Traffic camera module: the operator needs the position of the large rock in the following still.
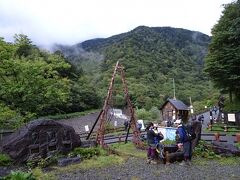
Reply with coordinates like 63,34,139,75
210,141,240,156
0,119,81,163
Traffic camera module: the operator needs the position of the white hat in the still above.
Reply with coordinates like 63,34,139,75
175,119,182,124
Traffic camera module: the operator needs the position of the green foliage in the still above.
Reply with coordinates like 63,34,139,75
149,106,160,120
205,1,240,102
31,168,56,180
27,154,62,169
0,103,24,129
223,98,240,112
136,108,151,120
2,171,35,180
56,26,214,112
193,140,221,159
110,142,146,158
0,153,12,166
71,147,101,159
14,34,34,57
235,143,240,149
0,35,101,129
162,139,176,145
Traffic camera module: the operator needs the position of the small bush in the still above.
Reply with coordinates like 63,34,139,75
193,140,220,159
71,147,100,159
27,154,62,169
0,153,12,166
3,170,35,180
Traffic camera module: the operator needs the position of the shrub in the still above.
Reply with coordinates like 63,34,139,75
0,153,12,166
71,147,100,159
27,153,62,169
193,140,221,159
150,106,160,121
136,108,151,120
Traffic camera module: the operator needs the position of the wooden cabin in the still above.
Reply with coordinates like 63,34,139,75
160,98,189,122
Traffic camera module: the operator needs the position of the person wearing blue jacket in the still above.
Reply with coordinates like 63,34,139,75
175,120,192,166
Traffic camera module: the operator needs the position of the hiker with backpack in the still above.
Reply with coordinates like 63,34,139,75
146,122,161,164
175,120,195,166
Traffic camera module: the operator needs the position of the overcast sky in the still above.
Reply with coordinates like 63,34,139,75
0,0,234,48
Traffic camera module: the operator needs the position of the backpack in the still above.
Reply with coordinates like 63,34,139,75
184,124,196,141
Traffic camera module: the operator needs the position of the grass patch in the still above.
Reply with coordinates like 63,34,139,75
0,153,12,166
192,157,209,166
54,155,124,173
32,168,56,180
110,142,146,158
217,157,240,166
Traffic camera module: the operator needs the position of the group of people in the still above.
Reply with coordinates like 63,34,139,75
146,120,195,165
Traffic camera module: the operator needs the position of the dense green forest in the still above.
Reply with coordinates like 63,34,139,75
54,26,218,111
0,35,100,129
1,25,227,129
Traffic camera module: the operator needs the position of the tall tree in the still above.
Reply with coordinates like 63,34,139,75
14,34,34,57
205,0,240,102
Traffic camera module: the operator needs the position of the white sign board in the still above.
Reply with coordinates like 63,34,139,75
114,121,117,127
157,127,176,141
84,125,89,132
137,120,145,130
228,113,236,122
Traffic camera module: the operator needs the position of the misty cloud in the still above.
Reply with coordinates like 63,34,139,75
0,0,232,49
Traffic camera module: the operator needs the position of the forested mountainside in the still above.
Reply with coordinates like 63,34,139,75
53,26,216,110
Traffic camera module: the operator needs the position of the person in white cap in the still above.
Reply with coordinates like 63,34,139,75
175,119,192,166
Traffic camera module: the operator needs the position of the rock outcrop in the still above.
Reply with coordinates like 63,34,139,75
0,119,81,163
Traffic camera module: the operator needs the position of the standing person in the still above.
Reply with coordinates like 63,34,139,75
213,106,217,115
146,122,158,164
201,114,204,124
124,120,129,131
137,122,142,132
175,120,192,166
209,110,213,124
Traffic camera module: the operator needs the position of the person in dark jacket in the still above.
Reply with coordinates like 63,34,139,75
176,120,192,166
146,122,159,164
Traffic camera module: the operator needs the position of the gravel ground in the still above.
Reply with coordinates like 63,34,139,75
57,157,240,180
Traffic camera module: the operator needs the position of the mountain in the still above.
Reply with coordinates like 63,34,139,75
53,26,214,110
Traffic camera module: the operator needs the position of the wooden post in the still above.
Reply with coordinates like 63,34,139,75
165,151,170,165
224,125,228,132
236,133,240,143
118,136,122,143
214,132,220,141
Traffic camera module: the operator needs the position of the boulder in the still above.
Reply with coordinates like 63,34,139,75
0,119,81,163
210,141,240,156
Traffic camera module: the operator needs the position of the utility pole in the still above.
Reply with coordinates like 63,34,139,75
189,97,194,114
173,78,176,100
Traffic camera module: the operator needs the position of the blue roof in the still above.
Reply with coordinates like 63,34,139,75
168,99,189,110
